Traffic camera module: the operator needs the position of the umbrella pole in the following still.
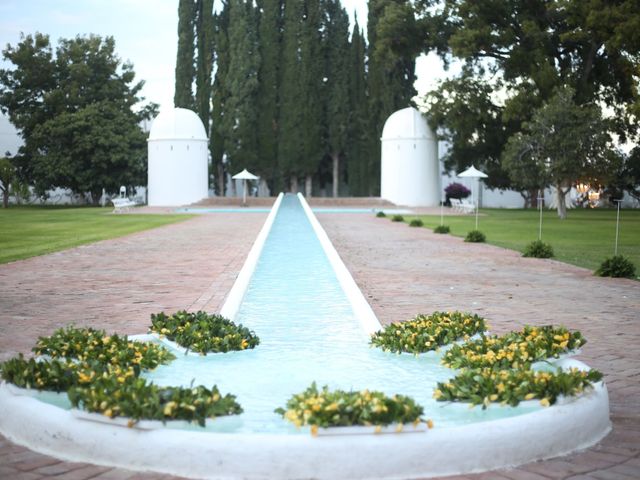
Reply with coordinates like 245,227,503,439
243,180,247,206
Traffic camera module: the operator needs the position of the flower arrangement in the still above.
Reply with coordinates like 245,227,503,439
275,382,430,435
433,366,603,408
0,325,243,426
150,310,260,354
34,326,175,371
370,311,488,354
444,182,471,200
67,377,241,426
441,325,586,370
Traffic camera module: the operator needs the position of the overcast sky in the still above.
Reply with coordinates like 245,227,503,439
0,0,451,153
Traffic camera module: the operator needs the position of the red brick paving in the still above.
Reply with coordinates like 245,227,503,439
0,206,638,479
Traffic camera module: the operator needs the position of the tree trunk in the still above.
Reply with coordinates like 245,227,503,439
290,175,298,193
556,184,567,219
332,153,339,198
305,175,312,197
217,164,225,196
2,188,8,208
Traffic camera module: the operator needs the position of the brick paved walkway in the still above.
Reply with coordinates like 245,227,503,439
1,208,639,479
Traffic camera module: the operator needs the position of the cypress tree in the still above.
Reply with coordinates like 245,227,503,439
277,0,304,192
299,0,325,196
346,20,370,196
256,0,283,193
223,0,261,175
195,0,214,133
174,0,196,109
324,0,351,197
211,3,230,195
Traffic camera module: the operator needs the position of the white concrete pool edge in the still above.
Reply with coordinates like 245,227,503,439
297,192,383,335
0,192,612,479
219,192,284,321
0,378,610,480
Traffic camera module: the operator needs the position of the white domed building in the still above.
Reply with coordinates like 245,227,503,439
380,107,439,207
147,108,208,206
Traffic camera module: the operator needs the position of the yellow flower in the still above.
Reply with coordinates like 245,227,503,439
310,425,319,436
163,401,177,416
540,398,550,407
426,419,434,429
524,393,536,400
374,425,382,434
433,389,443,399
395,423,404,433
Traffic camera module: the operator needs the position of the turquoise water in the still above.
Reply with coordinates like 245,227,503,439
175,206,386,214
145,194,540,433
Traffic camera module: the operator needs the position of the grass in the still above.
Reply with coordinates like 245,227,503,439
0,206,193,264
407,208,640,274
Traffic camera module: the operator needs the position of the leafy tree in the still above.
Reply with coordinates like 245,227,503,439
29,102,147,204
0,156,16,208
0,33,155,202
324,0,351,197
502,87,617,219
175,0,196,109
256,0,283,193
418,0,640,192
195,0,215,133
425,70,520,201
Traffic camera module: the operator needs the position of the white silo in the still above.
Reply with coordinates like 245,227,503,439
380,107,439,207
147,108,208,206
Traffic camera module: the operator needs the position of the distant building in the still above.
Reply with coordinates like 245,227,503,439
147,108,208,206
381,107,440,207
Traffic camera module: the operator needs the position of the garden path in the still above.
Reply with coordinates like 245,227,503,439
0,208,638,480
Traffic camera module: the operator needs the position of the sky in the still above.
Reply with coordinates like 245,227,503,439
0,0,452,153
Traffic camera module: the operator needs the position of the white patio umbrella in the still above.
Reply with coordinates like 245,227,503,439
457,165,488,229
232,168,259,206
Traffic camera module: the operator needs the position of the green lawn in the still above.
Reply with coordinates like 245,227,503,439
0,206,193,264
405,208,640,274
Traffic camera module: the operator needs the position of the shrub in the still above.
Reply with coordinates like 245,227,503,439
444,182,471,200
409,218,423,227
434,366,603,409
594,255,636,279
523,240,554,258
391,214,404,222
275,382,428,434
376,211,386,218
150,310,260,354
1,354,84,392
465,230,486,242
370,311,488,354
434,225,450,234
442,325,587,370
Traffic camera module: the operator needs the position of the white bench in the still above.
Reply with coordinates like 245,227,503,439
451,198,475,214
111,197,137,213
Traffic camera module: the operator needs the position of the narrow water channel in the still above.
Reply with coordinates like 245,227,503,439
144,194,540,433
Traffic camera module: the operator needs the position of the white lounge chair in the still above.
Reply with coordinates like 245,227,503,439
111,197,137,213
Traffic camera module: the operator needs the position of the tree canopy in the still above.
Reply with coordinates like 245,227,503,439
0,33,156,203
419,0,639,213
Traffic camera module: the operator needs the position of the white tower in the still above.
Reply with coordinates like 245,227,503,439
147,108,208,206
380,107,439,207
